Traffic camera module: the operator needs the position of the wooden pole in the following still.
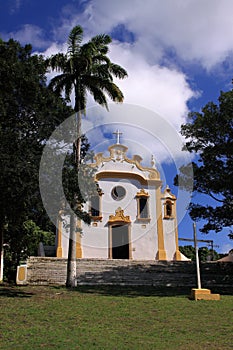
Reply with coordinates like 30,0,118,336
193,222,201,289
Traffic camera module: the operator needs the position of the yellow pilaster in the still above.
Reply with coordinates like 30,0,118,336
109,226,112,259
174,201,182,261
128,224,133,259
76,218,82,258
156,187,167,260
56,215,63,257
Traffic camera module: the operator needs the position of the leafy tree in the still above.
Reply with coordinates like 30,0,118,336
49,26,127,166
0,38,73,280
179,245,219,261
4,220,55,281
62,136,97,221
48,25,128,287
198,246,219,261
176,90,233,238
179,245,195,261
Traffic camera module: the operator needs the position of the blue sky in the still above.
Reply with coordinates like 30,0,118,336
1,0,233,253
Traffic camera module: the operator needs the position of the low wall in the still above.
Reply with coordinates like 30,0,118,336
16,258,233,291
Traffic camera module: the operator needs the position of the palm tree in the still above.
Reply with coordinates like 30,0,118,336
48,25,127,287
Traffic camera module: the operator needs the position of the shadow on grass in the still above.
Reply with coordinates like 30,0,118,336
74,284,233,297
0,285,34,298
74,285,192,297
0,284,231,299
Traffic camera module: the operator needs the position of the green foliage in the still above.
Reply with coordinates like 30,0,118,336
0,38,73,226
48,24,128,113
0,38,74,280
62,136,98,225
179,245,219,261
176,89,233,237
179,245,195,260
4,220,55,281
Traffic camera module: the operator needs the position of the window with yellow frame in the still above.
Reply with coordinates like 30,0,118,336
164,200,173,219
136,189,150,221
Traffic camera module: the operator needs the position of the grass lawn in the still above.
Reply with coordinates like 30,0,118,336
0,285,232,350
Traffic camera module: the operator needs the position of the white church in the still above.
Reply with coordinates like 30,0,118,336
55,130,184,261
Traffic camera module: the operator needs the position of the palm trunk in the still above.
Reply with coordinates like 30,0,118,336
66,108,82,288
75,109,82,169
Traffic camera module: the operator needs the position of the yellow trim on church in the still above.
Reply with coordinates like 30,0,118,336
108,208,132,259
174,201,182,261
136,189,150,197
76,218,82,258
108,207,131,224
56,213,63,258
90,143,160,181
96,171,161,186
156,187,167,260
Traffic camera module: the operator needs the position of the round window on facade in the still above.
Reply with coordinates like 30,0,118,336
111,186,126,201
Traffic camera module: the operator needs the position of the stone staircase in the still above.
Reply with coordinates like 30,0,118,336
76,259,196,286
24,258,233,289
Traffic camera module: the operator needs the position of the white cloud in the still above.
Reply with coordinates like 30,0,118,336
41,0,232,139
42,42,67,58
42,23,197,164
5,24,50,48
5,1,233,70
83,102,192,166
108,42,195,128
43,38,196,133
70,0,233,70
6,0,230,132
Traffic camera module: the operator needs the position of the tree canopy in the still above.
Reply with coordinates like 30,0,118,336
179,245,219,261
176,89,233,238
0,38,74,278
49,25,127,114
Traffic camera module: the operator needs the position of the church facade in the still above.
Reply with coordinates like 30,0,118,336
56,132,183,261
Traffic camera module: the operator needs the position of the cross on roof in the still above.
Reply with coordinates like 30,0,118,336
113,129,122,144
